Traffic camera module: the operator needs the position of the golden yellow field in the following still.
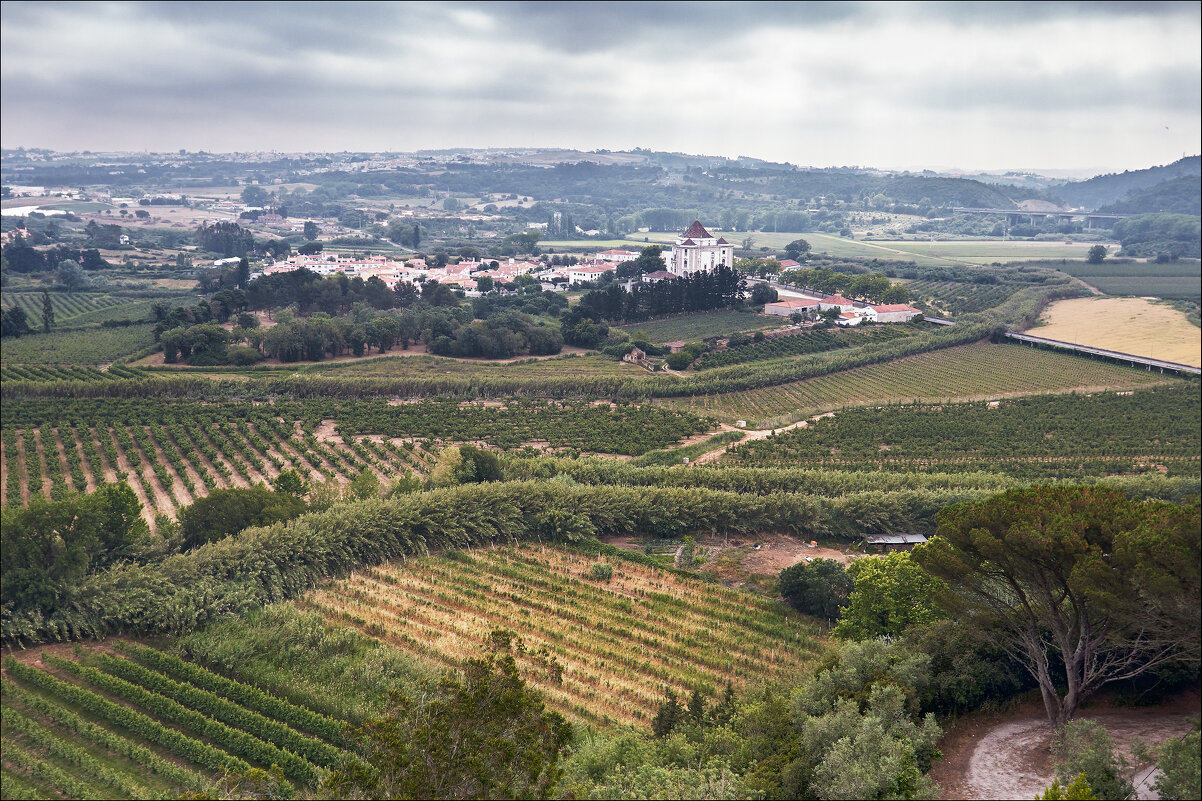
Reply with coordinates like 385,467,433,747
1032,298,1201,367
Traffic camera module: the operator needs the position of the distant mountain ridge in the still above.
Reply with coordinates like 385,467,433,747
1052,156,1201,211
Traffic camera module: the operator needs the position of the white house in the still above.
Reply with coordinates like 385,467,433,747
568,264,615,285
597,248,641,262
664,221,735,277
864,304,922,323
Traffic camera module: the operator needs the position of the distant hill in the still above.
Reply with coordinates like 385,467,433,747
1097,176,1201,216
1054,156,1201,210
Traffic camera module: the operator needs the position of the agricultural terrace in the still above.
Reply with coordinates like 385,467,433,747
2,292,139,323
304,543,821,727
902,280,1032,317
628,231,1108,266
1,642,351,798
0,365,149,383
614,309,785,343
302,352,646,380
0,324,158,365
1031,297,1201,367
660,342,1176,426
1050,260,1201,301
723,385,1201,480
694,326,919,370
0,398,711,524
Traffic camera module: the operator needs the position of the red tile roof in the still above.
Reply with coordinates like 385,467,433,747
823,295,855,305
682,220,712,239
870,304,921,313
716,237,730,245
765,298,820,308
680,238,695,246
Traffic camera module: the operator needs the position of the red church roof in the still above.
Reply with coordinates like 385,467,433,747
681,220,712,239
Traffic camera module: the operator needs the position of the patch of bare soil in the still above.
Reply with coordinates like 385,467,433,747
741,540,858,573
932,690,1201,800
2,638,123,667
313,420,342,444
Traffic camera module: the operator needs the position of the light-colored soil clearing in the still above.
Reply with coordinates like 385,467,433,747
931,692,1200,800
1032,297,1201,367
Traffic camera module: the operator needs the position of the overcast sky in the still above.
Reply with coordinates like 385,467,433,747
2,1,1198,173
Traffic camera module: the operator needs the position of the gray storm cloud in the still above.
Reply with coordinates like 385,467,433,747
1,0,1198,170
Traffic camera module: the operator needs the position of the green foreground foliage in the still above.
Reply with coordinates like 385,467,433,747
915,486,1201,727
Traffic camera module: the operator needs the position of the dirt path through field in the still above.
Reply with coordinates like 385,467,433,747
932,692,1200,800
88,428,121,485
70,429,98,493
142,427,194,510
51,429,76,493
691,412,836,465
31,428,53,501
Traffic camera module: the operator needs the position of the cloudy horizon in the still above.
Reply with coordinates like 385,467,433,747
2,1,1199,174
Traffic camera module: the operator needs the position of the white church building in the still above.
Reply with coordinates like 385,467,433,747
665,220,735,277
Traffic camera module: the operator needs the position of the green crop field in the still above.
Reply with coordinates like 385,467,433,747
724,384,1200,480
0,397,709,523
1,642,351,798
903,280,1031,316
0,324,158,365
303,543,821,727
659,342,1175,426
1047,261,1201,300
310,352,645,380
615,310,784,342
2,292,132,322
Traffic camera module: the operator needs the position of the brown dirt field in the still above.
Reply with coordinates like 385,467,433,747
740,539,858,573
1,637,125,667
931,689,1201,800
1032,297,1201,367
313,420,341,444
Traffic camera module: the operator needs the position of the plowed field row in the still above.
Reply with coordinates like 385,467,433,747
0,421,435,528
307,544,821,728
1,642,349,798
661,342,1173,425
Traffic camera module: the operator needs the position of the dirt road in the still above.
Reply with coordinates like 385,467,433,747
932,693,1200,800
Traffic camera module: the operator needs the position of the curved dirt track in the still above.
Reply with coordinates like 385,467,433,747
933,692,1200,800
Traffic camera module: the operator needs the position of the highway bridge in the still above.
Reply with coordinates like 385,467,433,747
952,207,1132,228
1005,331,1200,376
